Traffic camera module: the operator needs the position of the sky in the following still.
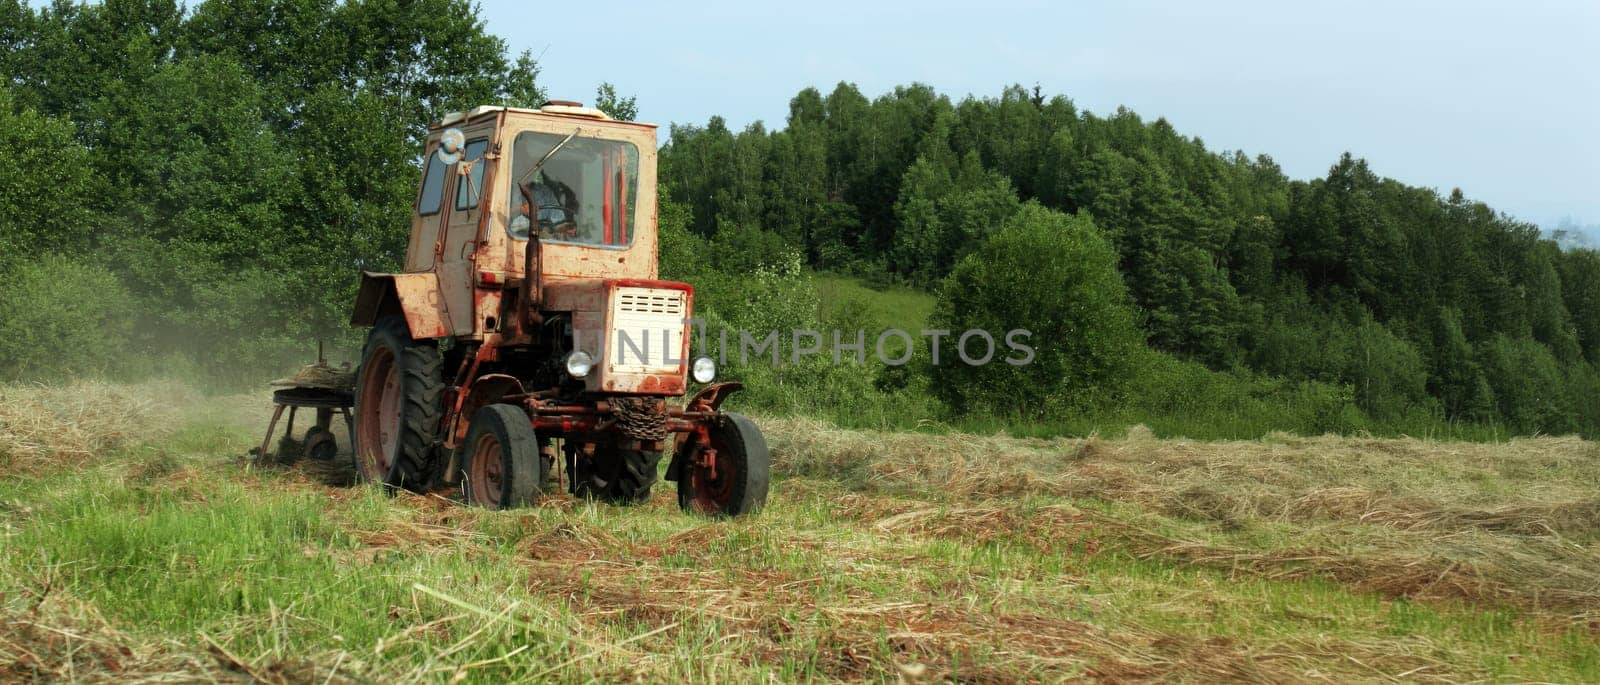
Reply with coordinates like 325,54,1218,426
478,0,1599,230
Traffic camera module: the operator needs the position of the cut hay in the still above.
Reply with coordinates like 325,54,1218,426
0,380,191,477
764,416,1600,622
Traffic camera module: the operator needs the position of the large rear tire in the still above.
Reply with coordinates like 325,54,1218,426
462,404,547,509
353,316,444,493
573,447,662,505
678,413,769,517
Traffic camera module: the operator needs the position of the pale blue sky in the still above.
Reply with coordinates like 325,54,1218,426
479,0,1599,229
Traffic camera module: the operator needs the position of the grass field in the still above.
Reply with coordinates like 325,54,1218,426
4,380,1600,682
814,273,937,333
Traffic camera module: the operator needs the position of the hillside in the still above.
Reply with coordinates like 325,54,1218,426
5,381,1600,682
662,85,1600,437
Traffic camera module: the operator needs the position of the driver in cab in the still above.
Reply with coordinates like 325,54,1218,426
510,171,580,241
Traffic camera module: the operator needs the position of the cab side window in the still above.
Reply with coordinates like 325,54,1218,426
417,151,447,216
454,139,490,211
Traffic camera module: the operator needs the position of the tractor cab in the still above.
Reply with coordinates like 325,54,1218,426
404,103,658,278
368,103,662,340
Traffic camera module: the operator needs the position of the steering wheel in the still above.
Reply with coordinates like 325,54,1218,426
518,181,578,240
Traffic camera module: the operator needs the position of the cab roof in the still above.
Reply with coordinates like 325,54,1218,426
431,104,657,131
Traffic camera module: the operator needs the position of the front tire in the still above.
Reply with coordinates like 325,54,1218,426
462,404,547,509
353,316,444,492
678,413,769,517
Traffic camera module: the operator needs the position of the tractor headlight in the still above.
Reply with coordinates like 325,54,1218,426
564,350,594,378
691,356,716,383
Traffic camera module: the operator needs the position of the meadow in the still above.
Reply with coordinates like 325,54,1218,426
3,379,1598,682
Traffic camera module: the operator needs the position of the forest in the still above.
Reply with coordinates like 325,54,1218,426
2,0,1597,438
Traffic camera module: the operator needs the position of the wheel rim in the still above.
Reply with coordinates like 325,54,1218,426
357,347,399,482
688,438,736,513
468,432,504,508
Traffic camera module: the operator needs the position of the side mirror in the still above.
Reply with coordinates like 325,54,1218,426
436,128,465,164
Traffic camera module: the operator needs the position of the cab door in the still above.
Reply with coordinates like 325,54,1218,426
437,126,495,335
404,141,453,273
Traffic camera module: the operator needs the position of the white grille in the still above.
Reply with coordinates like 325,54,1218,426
616,290,685,317
609,287,687,372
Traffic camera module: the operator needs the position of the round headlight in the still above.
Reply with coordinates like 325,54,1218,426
691,356,716,383
564,350,594,378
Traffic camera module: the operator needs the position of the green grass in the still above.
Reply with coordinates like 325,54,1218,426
3,386,1599,682
814,272,936,333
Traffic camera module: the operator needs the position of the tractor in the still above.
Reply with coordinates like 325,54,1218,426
347,101,768,516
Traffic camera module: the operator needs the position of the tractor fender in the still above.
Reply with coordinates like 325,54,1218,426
350,271,451,339
665,382,744,483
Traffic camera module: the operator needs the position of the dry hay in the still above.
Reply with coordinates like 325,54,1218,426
764,417,1600,622
0,582,350,684
270,361,355,391
0,380,190,477
490,510,1458,682
346,492,490,552
762,415,1600,536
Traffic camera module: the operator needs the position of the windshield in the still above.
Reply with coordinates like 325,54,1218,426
507,131,640,247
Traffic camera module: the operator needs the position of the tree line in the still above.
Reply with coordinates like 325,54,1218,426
661,83,1600,435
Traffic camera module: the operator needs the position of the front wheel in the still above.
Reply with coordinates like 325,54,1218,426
678,413,769,517
462,404,547,509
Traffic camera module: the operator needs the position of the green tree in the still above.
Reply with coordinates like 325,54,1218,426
1478,335,1574,434
0,256,134,380
929,203,1142,415
890,113,1020,284
0,87,98,265
1427,308,1496,422
594,82,637,121
1557,249,1600,364
1341,319,1430,421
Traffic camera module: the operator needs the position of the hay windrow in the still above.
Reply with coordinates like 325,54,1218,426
0,380,191,477
764,416,1600,621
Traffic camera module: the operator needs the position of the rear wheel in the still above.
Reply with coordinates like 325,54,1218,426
462,404,547,509
572,447,662,505
353,316,443,492
678,413,769,517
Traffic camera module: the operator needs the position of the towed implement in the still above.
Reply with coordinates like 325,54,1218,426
347,102,767,516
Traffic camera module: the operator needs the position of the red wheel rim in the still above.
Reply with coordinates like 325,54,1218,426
468,432,504,508
688,439,736,513
357,347,399,482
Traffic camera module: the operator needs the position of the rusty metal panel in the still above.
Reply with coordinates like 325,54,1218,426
542,279,609,313
544,279,610,393
389,272,451,339
350,272,450,339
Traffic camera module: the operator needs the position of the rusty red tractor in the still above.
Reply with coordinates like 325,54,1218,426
348,102,768,516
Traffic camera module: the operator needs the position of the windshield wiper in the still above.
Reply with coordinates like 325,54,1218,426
517,127,581,187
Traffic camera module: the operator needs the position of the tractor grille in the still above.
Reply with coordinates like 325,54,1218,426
609,287,687,373
616,290,684,316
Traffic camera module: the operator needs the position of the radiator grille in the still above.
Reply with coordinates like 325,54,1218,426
616,290,685,317
609,287,688,373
